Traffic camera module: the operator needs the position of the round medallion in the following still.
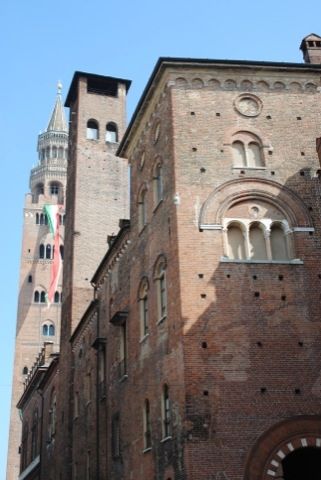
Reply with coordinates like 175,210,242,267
235,94,262,117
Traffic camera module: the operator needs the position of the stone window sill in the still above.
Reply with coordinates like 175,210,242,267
157,315,167,326
220,257,303,265
161,436,172,443
119,374,128,383
140,333,150,344
143,447,152,454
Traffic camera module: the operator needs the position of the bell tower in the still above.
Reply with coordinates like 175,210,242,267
6,84,68,480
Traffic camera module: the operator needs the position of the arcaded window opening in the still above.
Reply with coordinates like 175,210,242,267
224,219,291,262
231,132,265,168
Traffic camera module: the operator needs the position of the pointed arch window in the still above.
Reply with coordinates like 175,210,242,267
54,291,60,303
39,244,45,259
34,290,40,303
60,245,64,260
106,122,118,143
52,146,57,158
87,119,99,140
40,291,46,303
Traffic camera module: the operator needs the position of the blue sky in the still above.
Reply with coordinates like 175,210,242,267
1,0,321,476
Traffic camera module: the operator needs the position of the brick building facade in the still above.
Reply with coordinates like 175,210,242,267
11,33,321,480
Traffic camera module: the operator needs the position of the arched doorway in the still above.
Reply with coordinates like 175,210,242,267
282,447,321,480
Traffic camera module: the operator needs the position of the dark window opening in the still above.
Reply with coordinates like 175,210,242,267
87,77,118,97
282,446,321,480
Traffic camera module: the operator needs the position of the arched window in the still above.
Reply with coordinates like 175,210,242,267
154,256,167,322
46,244,52,259
40,291,46,303
50,182,59,195
247,142,262,167
54,291,60,303
106,122,118,143
227,223,246,260
270,223,289,260
87,119,99,140
34,183,44,201
42,322,55,336
231,132,264,168
249,222,267,260
232,141,246,167
22,366,28,375
138,278,149,338
153,162,163,206
60,245,64,260
39,244,45,259
36,213,40,225
49,324,55,336
58,147,64,159
34,290,40,303
143,399,151,449
138,187,147,231
162,384,171,438
52,146,57,158
46,146,51,159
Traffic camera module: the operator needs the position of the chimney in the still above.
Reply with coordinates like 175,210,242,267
300,34,321,64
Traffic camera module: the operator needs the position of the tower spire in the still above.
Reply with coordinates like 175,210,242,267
47,82,68,132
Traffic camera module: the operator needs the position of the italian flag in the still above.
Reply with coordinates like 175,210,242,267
43,204,63,305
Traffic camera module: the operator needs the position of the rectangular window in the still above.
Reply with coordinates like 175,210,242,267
144,400,151,449
162,385,171,438
98,348,106,398
159,274,167,320
119,323,127,378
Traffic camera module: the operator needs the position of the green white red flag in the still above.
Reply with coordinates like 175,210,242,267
43,204,63,305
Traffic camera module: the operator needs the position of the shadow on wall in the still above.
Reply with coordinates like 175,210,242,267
180,168,321,479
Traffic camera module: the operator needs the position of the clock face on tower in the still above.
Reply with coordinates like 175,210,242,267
234,94,262,117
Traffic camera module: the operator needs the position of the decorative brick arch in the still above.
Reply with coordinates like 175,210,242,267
244,416,321,480
199,178,312,229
